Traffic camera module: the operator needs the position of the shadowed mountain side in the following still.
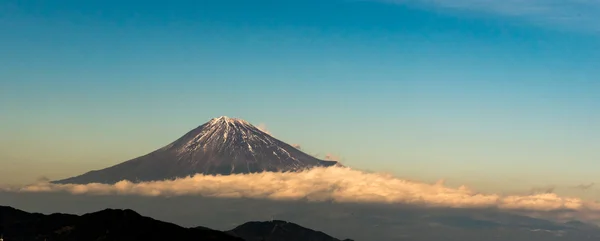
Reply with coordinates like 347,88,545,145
52,116,340,184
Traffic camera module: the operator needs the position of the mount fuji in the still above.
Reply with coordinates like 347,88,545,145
53,116,340,184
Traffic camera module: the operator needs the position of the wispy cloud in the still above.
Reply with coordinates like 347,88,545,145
9,167,600,222
251,123,330,160
574,183,595,190
324,153,342,162
529,185,556,195
256,123,272,136
380,0,600,32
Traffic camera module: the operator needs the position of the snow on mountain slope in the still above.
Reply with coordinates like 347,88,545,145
53,116,340,184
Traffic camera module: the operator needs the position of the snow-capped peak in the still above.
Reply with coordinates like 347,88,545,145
209,116,250,126
180,116,266,154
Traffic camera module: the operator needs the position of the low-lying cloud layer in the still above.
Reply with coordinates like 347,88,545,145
10,167,600,220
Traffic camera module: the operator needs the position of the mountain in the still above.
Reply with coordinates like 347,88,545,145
0,206,243,241
225,220,354,241
0,206,353,241
53,116,339,184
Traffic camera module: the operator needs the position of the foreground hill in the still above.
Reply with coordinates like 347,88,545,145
0,206,242,241
225,220,354,241
0,206,351,241
53,116,339,184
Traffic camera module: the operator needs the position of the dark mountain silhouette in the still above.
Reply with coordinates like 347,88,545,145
53,116,340,184
225,220,354,241
0,205,242,241
0,206,353,241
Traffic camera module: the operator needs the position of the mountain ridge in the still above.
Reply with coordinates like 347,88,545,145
0,205,351,241
53,116,339,184
225,220,354,241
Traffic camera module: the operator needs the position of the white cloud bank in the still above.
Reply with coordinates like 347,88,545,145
11,167,600,217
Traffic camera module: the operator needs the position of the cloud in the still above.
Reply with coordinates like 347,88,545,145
324,153,341,162
574,183,595,190
380,0,600,32
256,123,272,136
251,123,320,156
36,176,50,183
9,166,600,223
251,123,327,159
529,185,556,195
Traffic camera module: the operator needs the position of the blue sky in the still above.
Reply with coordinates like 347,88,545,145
1,0,599,195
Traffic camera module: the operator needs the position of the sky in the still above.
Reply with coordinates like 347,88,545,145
1,0,600,198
